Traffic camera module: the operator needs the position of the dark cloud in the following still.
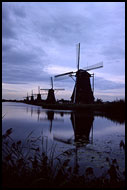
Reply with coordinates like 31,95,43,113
2,4,17,39
13,6,26,18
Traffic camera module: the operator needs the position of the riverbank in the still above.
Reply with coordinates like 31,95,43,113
2,100,125,123
23,100,125,124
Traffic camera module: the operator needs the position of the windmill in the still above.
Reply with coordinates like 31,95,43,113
33,86,47,102
28,90,34,101
40,77,65,104
23,92,29,101
55,43,103,104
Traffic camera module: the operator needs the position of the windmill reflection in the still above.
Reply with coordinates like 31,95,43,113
54,111,94,175
46,111,54,132
26,107,64,133
71,111,94,146
54,111,94,147
26,107,94,146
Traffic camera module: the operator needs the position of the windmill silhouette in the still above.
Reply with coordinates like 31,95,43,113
23,92,29,101
33,86,41,101
25,90,34,101
29,90,34,101
33,86,47,102
40,77,64,104
55,43,103,104
53,111,94,146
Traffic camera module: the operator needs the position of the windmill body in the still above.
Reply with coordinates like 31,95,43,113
37,94,41,101
71,70,94,104
46,89,56,103
29,90,34,101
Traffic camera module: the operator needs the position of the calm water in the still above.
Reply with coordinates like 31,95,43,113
2,102,125,178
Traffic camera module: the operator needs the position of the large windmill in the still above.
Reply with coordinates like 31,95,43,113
55,43,103,104
40,77,65,104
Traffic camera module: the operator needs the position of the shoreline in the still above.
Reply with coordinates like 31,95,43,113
2,100,125,124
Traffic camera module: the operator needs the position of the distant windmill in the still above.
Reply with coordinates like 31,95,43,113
33,86,47,101
23,92,29,101
55,43,103,104
28,90,34,101
40,77,65,104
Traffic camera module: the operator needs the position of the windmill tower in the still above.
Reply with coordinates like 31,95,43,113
55,43,103,104
40,77,64,104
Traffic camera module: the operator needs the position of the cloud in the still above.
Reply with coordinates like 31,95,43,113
94,77,125,90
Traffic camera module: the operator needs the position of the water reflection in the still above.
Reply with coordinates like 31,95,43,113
26,106,94,147
71,111,94,146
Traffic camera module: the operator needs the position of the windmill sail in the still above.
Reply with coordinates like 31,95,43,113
76,43,80,71
83,62,103,71
51,77,53,89
55,71,74,78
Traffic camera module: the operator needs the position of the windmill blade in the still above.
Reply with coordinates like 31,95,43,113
51,77,53,89
54,89,65,91
76,43,80,71
38,86,40,94
40,89,49,91
41,93,48,95
54,74,73,82
83,61,103,71
55,71,74,78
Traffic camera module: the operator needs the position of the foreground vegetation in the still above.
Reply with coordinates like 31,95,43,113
2,128,125,188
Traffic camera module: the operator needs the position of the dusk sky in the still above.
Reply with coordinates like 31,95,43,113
2,2,125,101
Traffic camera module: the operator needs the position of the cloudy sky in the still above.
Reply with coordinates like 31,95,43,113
2,2,125,101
